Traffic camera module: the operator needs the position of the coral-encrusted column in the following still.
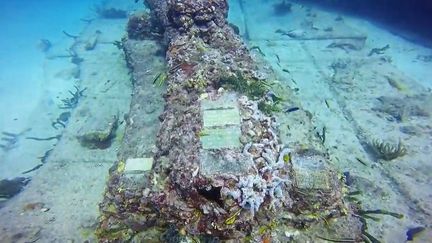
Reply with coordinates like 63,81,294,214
147,0,261,204
97,0,353,241
146,0,266,236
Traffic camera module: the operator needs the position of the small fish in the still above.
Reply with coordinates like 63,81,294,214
80,18,94,24
283,153,291,163
275,54,280,64
343,171,353,186
152,73,162,84
192,166,199,177
275,29,285,34
348,190,362,196
117,160,126,173
317,126,326,144
198,131,209,137
285,107,300,113
249,46,266,56
282,68,290,74
153,72,167,86
224,209,242,225
266,91,283,103
324,99,330,109
355,157,367,166
406,226,425,241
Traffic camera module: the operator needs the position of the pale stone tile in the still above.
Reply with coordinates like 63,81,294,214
124,157,153,173
203,108,240,128
201,127,241,150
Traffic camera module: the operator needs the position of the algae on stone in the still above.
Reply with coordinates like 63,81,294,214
77,115,118,149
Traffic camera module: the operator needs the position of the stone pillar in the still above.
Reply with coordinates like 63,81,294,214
96,0,361,241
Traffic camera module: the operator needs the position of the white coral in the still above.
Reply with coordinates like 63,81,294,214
227,173,291,216
233,96,292,216
237,175,267,216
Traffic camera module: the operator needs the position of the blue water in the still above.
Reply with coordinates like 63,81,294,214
0,0,97,130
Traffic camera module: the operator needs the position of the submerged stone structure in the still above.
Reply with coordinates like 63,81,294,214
97,0,363,241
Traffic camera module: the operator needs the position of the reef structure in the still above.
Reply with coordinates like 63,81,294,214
97,0,362,241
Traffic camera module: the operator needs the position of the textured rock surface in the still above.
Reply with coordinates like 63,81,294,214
96,0,362,241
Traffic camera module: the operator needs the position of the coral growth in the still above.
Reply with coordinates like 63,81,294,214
370,138,407,160
96,0,351,241
220,72,270,99
60,85,86,109
77,115,118,149
220,96,293,217
127,12,163,40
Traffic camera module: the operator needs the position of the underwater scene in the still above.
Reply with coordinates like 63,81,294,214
0,0,431,242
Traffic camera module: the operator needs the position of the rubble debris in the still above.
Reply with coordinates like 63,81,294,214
0,177,31,199
76,115,118,149
95,6,127,19
326,38,365,52
127,12,164,40
373,94,432,122
84,32,100,51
